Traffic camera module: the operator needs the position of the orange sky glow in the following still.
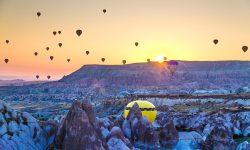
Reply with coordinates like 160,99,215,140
0,0,250,80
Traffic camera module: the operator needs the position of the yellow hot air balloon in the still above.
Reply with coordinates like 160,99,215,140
124,100,157,123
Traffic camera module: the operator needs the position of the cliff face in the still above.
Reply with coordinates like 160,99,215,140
60,63,167,86
59,61,250,89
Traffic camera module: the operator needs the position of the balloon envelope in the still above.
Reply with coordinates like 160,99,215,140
101,58,105,62
103,9,106,13
86,51,90,55
67,59,70,62
76,29,82,37
4,59,9,64
34,52,38,56
122,60,126,64
135,42,139,47
213,39,219,45
58,43,62,47
168,60,179,65
58,31,61,34
36,75,39,79
47,75,51,79
53,31,57,35
50,56,54,60
5,40,9,44
167,60,179,76
46,47,49,51
37,12,41,17
124,100,157,123
242,46,248,52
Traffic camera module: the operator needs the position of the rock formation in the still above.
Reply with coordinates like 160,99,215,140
0,100,55,150
159,120,179,148
55,100,106,150
202,123,237,150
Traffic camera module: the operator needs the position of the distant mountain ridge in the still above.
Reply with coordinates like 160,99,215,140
0,79,48,86
60,61,250,89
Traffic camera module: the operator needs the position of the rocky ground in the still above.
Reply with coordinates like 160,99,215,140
1,97,250,150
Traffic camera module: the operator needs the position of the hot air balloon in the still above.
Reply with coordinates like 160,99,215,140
50,56,54,60
167,60,179,76
147,58,151,62
67,59,70,62
135,42,139,47
5,40,9,44
213,39,219,45
53,31,57,36
122,60,126,64
36,75,39,79
86,51,90,55
101,58,105,62
163,57,167,61
124,100,157,123
34,52,38,56
242,46,248,53
58,43,62,47
76,29,82,37
58,31,61,34
4,59,9,64
37,12,41,17
46,47,49,51
47,75,51,79
103,9,107,14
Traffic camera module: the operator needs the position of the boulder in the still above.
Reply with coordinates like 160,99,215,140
107,126,133,149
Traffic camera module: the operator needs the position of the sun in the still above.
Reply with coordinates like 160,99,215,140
154,55,167,63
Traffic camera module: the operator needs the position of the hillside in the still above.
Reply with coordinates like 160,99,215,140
60,61,250,89
1,61,250,102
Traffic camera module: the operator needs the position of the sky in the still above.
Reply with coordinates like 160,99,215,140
0,0,250,80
